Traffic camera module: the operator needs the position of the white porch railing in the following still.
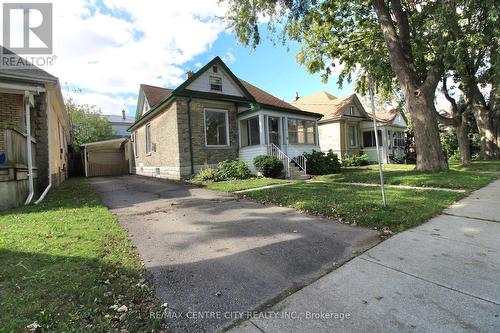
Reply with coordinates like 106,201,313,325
292,154,307,175
267,143,291,178
267,143,308,177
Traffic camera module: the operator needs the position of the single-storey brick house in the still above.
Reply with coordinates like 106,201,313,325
128,57,322,179
292,92,407,163
0,47,70,210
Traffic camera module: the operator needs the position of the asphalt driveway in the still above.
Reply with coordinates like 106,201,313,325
91,175,379,333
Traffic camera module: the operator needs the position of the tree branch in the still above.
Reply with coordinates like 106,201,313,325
390,0,413,63
422,56,444,93
372,0,416,88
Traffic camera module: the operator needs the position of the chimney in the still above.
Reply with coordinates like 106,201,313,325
294,92,300,101
186,70,194,79
122,109,126,120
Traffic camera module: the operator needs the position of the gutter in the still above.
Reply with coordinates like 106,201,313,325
187,97,194,175
35,92,52,204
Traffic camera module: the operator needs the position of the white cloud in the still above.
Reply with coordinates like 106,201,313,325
29,0,230,115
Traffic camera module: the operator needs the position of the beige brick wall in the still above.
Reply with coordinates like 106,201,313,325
131,101,181,178
177,97,238,177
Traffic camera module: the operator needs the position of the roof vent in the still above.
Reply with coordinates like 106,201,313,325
121,109,126,120
186,71,194,79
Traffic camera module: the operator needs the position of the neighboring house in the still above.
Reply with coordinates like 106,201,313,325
292,92,407,163
0,47,70,210
128,56,322,180
104,110,135,137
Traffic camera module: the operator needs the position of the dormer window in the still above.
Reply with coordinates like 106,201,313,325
209,76,222,91
212,65,218,73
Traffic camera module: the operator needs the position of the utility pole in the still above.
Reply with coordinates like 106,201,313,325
368,75,387,207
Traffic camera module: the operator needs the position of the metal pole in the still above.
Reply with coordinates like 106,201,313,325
368,75,387,207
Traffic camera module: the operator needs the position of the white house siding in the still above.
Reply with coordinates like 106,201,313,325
318,121,342,154
238,145,267,174
186,66,244,97
286,144,321,158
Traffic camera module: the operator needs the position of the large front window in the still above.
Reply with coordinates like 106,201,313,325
205,109,229,146
394,131,404,147
288,118,316,145
240,116,260,147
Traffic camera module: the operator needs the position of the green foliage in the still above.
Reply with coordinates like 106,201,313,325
303,150,341,175
216,160,251,180
66,98,115,151
253,155,284,178
204,178,295,192
195,167,219,181
342,154,370,167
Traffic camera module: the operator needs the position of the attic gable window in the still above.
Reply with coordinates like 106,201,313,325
212,65,218,73
349,106,355,115
209,76,222,91
142,98,150,115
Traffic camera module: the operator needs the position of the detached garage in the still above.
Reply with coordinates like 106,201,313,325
82,138,130,177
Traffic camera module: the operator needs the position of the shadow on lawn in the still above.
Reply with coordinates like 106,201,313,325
0,249,161,332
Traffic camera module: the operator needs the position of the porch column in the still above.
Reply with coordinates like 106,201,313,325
315,120,319,147
258,113,266,147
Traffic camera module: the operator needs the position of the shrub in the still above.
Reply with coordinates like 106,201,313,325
302,150,341,175
215,160,250,180
342,153,370,167
195,167,219,181
253,155,284,178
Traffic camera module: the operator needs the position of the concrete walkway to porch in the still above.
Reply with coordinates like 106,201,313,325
229,180,500,333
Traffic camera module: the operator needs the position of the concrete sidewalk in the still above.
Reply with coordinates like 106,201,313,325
229,180,500,333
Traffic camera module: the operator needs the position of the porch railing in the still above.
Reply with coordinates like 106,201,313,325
292,154,307,175
267,143,291,178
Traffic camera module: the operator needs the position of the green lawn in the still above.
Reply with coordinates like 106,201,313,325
449,160,500,172
242,182,464,232
201,177,297,192
316,168,497,191
0,179,163,332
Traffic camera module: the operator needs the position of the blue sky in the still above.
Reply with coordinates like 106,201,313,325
181,31,355,107
48,0,355,117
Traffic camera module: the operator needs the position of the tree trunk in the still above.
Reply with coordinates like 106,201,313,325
406,92,449,171
372,0,448,171
472,103,497,159
457,113,471,164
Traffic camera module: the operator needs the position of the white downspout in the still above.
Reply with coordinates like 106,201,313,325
24,91,34,205
35,92,52,204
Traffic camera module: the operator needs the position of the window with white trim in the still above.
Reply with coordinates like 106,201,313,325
209,76,222,91
348,125,357,147
349,106,355,115
142,98,150,115
288,118,316,145
394,131,405,147
133,132,138,157
205,109,229,146
363,130,382,148
145,124,152,154
240,116,260,147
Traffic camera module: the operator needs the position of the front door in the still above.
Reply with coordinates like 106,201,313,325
268,117,280,147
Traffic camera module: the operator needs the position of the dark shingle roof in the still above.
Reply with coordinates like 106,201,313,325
0,46,57,82
238,78,301,111
141,84,173,108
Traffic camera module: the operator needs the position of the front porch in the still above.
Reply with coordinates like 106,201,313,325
237,109,321,177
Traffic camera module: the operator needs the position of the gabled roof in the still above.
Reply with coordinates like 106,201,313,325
0,46,57,82
293,93,369,121
129,56,320,131
239,79,301,111
367,108,407,125
141,84,173,108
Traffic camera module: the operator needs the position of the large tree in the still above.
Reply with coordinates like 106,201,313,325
444,0,499,159
222,0,456,170
66,99,115,151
